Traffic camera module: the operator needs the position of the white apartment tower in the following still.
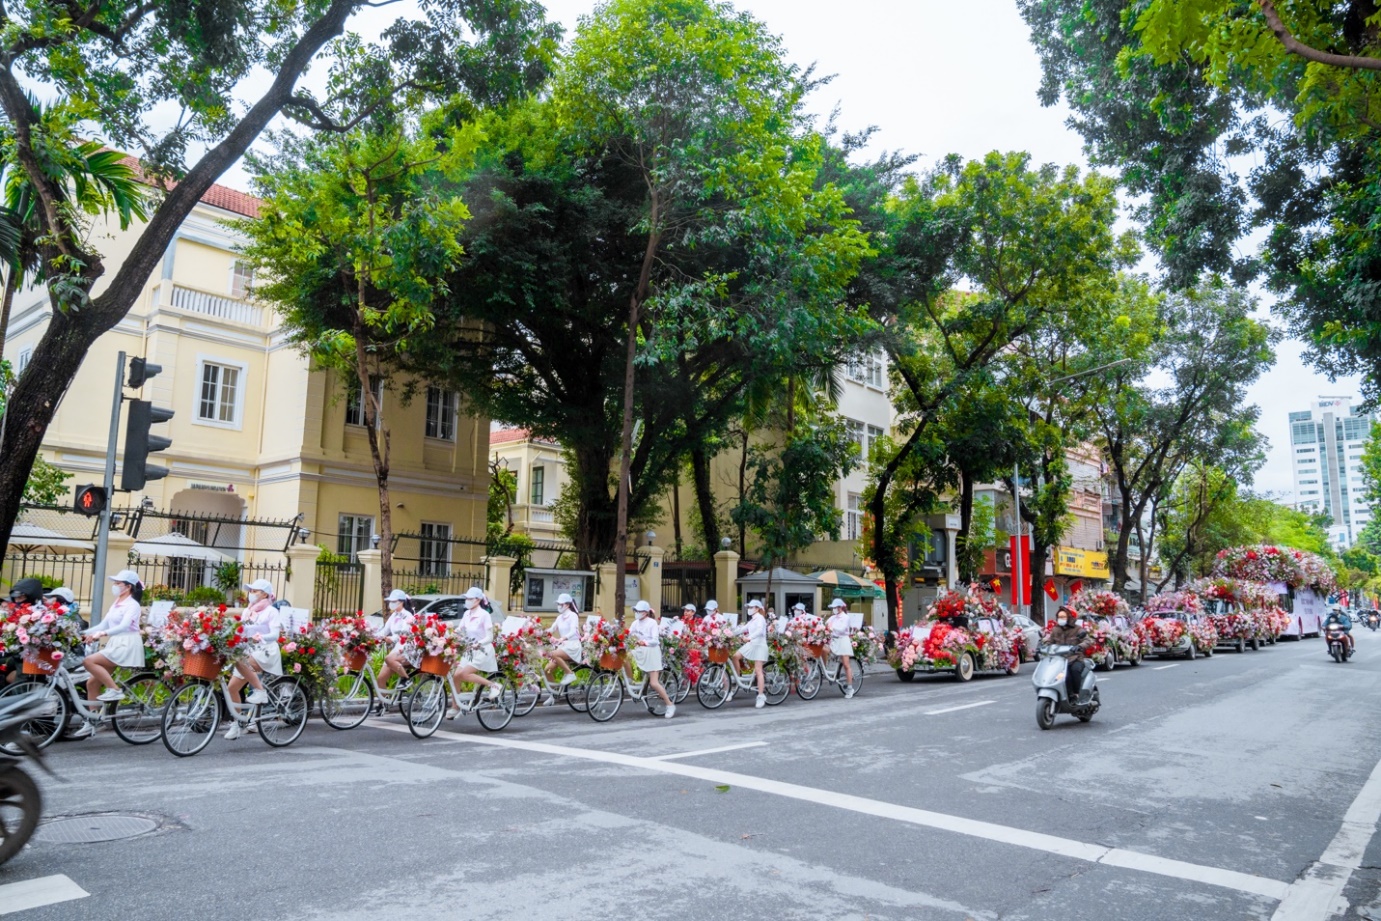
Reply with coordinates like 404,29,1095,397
1289,397,1376,549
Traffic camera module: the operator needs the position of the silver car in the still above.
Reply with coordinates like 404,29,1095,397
1011,613,1043,662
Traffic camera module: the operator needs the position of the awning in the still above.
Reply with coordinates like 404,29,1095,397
132,531,232,563
808,569,883,599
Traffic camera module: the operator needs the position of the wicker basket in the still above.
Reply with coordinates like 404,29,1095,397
707,647,730,664
804,644,826,659
182,651,223,681
419,653,451,677
21,647,59,675
344,647,368,672
598,652,625,671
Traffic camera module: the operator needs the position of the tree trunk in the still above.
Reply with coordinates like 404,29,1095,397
737,428,749,555
1028,541,1048,623
0,265,19,363
571,442,618,570
355,325,392,602
671,464,683,561
955,469,975,582
689,443,718,587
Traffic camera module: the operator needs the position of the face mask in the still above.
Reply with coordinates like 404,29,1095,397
466,598,480,610
111,584,125,597
389,601,403,612
1056,617,1068,627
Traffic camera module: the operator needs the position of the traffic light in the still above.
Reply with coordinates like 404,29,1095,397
73,484,106,517
121,399,174,490
127,357,161,389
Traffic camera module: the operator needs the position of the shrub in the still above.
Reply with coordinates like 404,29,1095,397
182,586,228,607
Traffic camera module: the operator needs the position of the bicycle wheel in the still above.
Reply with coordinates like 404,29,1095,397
0,763,42,867
513,668,541,718
763,664,790,706
696,664,731,709
796,659,822,700
836,660,864,696
564,665,593,713
259,678,309,747
476,678,517,731
112,674,172,745
406,676,447,739
321,669,375,730
664,669,689,704
641,677,671,716
0,679,66,753
161,680,220,757
586,672,624,722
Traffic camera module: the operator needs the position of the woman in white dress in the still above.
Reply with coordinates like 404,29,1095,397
661,603,693,639
375,588,415,692
701,599,725,630
82,570,147,705
543,592,584,685
826,598,857,698
734,598,770,709
629,601,674,718
452,586,501,703
226,579,278,738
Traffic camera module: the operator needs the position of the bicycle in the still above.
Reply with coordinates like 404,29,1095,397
318,658,419,730
160,670,309,757
405,669,516,739
795,651,864,700
512,660,593,717
696,655,789,709
585,662,681,722
0,651,171,750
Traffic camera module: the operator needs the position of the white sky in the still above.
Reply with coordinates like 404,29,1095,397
223,0,1359,497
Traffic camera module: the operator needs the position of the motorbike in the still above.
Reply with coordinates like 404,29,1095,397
1325,622,1353,663
1032,644,1100,730
0,690,55,866
1367,613,1379,632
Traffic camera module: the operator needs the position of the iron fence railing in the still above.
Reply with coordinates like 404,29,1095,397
315,561,364,616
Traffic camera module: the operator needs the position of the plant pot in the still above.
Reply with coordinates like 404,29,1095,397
804,644,826,659
21,647,59,675
420,653,451,677
182,650,223,681
344,647,368,672
707,647,730,665
599,652,626,671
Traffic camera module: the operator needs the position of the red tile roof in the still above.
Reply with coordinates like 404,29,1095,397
489,428,533,445
116,154,262,218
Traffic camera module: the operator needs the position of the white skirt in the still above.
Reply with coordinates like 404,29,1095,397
740,638,770,662
461,643,498,674
829,636,853,658
102,632,146,669
559,637,585,664
251,642,284,676
633,646,663,673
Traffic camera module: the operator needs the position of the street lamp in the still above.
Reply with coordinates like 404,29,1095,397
1011,357,1135,622
645,530,656,546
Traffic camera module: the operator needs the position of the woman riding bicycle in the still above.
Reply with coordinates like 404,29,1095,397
662,603,693,638
375,589,415,691
544,592,584,685
826,598,857,698
629,600,674,719
734,599,770,709
451,587,502,705
81,570,146,707
225,579,280,739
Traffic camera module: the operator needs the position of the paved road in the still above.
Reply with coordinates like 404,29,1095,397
4,629,1380,920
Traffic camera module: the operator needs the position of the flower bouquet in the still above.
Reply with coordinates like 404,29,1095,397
1142,616,1187,651
323,614,380,671
1083,619,1116,668
922,620,975,668
886,626,924,673
1071,589,1130,620
661,628,695,676
495,618,547,688
927,586,999,622
157,607,249,678
582,619,634,671
1144,590,1204,617
766,621,801,674
851,625,881,664
2,604,84,675
697,619,743,665
1213,544,1304,586
785,614,828,658
1188,618,1219,654
278,621,343,700
399,613,470,676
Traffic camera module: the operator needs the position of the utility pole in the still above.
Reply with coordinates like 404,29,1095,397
91,351,126,616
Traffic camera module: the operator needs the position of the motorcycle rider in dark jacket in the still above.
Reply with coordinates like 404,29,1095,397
1047,605,1093,703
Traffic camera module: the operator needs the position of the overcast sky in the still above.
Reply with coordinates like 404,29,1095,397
231,0,1360,497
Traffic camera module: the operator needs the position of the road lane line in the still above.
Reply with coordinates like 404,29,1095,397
650,741,767,761
0,875,89,915
1271,753,1381,920
365,720,1288,900
924,701,996,715
1152,664,1179,671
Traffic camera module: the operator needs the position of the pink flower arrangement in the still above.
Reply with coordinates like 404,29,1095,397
1070,589,1130,620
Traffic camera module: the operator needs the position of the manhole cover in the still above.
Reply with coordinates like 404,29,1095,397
35,814,158,844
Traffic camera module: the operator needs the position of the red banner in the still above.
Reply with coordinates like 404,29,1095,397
1044,579,1059,600
1008,535,1031,605
1069,579,1083,596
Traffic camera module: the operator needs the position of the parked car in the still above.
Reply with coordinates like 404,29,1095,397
364,594,468,632
1011,614,1042,662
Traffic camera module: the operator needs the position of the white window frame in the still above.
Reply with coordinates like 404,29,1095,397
337,514,374,562
530,466,546,506
16,346,32,375
345,376,385,428
193,356,248,430
230,260,254,299
417,522,452,577
845,418,864,453
866,424,885,462
846,493,863,542
424,386,457,442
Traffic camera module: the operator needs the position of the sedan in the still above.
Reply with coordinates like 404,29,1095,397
1011,613,1043,662
364,594,469,632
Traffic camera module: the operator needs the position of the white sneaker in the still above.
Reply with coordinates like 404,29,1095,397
541,694,556,707
487,685,502,701
67,722,96,739
664,704,676,720
98,688,124,703
755,694,766,709
245,721,258,734
844,687,856,699
224,723,242,741
560,672,577,686
246,689,268,705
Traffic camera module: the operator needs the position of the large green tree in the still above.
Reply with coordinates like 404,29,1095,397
0,0,559,551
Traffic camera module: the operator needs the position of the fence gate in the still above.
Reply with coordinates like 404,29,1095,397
315,562,365,616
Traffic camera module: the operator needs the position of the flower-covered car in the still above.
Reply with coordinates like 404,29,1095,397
890,588,1024,682
1140,592,1215,659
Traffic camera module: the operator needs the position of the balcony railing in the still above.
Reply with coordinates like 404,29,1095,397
169,284,264,327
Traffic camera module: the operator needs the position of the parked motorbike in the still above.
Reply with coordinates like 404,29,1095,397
1326,623,1353,663
1032,644,1100,730
0,690,55,866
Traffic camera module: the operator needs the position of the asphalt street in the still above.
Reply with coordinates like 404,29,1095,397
4,629,1381,921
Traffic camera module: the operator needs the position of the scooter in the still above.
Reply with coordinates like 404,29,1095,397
0,690,56,865
1326,623,1353,663
1367,613,1379,632
1033,644,1100,730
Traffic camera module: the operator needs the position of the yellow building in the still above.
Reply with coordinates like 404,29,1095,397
489,428,568,544
5,182,490,606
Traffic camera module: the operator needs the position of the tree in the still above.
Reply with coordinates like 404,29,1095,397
0,0,560,553
1019,0,1381,400
240,118,479,597
1156,463,1263,584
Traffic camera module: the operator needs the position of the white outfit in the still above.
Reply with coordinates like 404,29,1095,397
242,602,283,676
378,609,414,655
630,616,663,672
552,609,584,663
827,612,853,658
738,612,769,663
90,596,145,668
702,612,727,631
458,607,497,673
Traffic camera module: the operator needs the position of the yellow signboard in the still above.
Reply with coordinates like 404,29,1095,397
1055,546,1109,579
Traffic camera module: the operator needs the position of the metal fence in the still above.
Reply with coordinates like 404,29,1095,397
117,506,301,554
391,568,488,598
1,552,96,605
661,564,713,615
134,558,289,603
315,561,364,616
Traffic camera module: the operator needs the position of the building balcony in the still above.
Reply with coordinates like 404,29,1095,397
158,282,265,328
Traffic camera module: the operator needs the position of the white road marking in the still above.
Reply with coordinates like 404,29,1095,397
1271,753,1381,920
366,720,1289,900
1153,664,1179,671
924,701,996,715
650,741,767,761
0,874,89,915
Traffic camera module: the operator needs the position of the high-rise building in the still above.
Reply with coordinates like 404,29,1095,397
1289,397,1377,549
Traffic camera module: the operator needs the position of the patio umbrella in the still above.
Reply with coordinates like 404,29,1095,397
7,522,95,554
131,531,232,564
808,569,883,600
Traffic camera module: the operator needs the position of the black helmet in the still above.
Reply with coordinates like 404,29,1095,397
9,578,44,604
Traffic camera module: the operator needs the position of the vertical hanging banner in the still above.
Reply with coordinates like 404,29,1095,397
1008,535,1031,606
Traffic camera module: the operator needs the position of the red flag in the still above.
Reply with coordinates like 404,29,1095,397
988,578,1002,594
1043,579,1059,601
1069,579,1084,595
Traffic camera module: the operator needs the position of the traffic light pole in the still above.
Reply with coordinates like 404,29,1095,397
91,351,125,621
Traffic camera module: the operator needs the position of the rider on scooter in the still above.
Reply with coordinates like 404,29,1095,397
1324,607,1355,653
1047,605,1093,704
